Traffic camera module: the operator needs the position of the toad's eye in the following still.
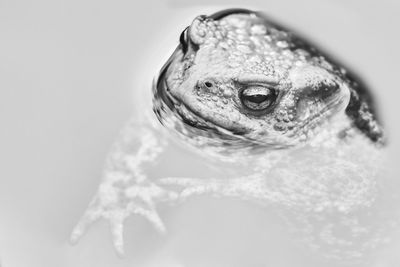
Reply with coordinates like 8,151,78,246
240,86,277,112
179,27,189,53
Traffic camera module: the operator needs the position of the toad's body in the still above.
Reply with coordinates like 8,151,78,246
71,9,386,261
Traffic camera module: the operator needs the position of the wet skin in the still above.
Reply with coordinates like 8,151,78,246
71,9,386,259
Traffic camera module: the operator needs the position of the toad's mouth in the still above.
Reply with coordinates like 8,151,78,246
175,98,217,131
154,73,251,138
154,68,221,132
167,88,249,136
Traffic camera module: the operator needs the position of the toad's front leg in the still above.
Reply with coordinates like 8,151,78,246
160,175,270,203
70,118,178,255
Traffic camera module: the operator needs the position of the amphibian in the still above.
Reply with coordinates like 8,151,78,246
71,9,387,261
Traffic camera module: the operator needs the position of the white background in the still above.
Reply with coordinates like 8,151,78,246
0,0,399,266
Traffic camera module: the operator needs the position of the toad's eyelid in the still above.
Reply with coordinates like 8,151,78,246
236,75,279,86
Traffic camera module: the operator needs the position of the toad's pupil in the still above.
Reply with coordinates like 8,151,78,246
240,87,277,111
245,94,268,103
179,27,188,53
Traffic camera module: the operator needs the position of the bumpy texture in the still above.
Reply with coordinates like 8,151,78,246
72,9,391,264
155,10,384,152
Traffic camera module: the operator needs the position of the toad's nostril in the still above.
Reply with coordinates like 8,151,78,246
204,81,213,88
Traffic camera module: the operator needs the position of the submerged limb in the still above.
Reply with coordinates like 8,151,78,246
159,175,268,201
70,181,177,254
71,118,176,255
